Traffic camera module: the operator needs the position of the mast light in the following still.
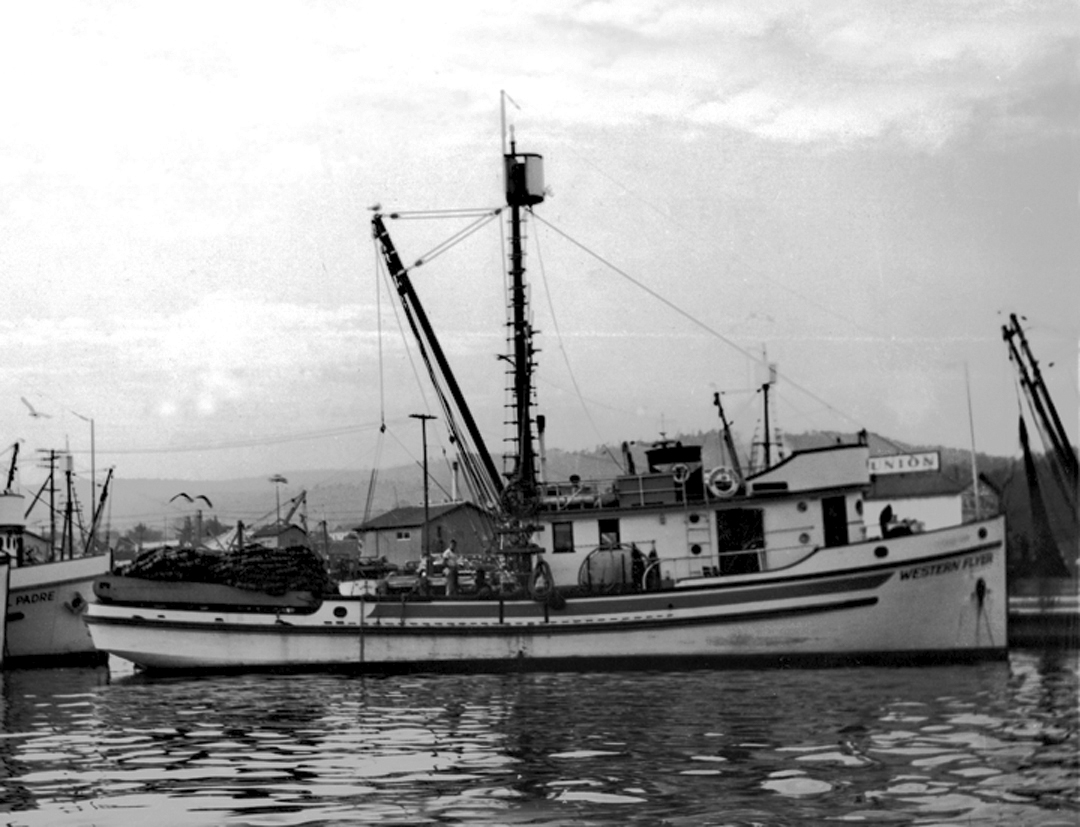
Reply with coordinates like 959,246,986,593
505,153,544,207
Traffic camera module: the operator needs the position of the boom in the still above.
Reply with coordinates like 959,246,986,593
371,213,504,501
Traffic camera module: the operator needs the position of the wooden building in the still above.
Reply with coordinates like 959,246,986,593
355,502,496,569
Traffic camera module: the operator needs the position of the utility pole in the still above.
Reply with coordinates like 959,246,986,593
409,413,436,559
47,450,57,560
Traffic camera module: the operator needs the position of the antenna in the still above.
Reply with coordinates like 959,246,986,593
500,90,521,157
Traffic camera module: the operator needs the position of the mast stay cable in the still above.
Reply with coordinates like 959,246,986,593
531,212,868,433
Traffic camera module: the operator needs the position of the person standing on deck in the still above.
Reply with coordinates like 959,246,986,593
442,539,460,597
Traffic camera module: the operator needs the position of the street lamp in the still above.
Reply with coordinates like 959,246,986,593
269,474,288,526
408,413,436,558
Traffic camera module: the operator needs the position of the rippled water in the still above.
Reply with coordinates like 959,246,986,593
0,651,1075,826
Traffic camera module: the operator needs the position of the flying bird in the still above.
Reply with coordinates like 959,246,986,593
20,397,50,418
170,493,213,508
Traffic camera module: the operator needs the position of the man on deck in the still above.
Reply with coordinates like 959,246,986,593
442,539,461,597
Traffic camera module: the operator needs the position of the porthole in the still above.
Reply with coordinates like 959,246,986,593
690,544,702,556
797,501,808,512
799,532,810,544
978,527,987,540
333,606,348,618
689,513,701,524
874,546,888,559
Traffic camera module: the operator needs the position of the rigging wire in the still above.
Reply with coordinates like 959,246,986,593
531,220,623,470
403,209,502,270
364,238,390,524
530,211,869,434
380,249,502,511
385,427,454,504
1021,370,1077,517
388,208,501,219
374,237,387,424
561,143,885,340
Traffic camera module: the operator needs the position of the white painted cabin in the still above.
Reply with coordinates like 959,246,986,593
535,440,873,589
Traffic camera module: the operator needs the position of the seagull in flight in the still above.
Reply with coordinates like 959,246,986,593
20,397,51,418
170,493,213,508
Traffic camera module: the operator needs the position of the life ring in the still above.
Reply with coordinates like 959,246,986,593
706,466,738,498
671,463,690,484
529,559,554,601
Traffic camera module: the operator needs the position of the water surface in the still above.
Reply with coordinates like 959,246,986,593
0,651,1075,825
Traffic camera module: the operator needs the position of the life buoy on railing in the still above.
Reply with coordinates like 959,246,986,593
671,463,690,484
706,466,739,499
529,559,566,609
529,559,554,601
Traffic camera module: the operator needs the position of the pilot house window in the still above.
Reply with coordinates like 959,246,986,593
716,508,764,575
552,521,574,554
598,518,620,548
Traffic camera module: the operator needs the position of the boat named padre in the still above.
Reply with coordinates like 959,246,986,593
2,448,110,666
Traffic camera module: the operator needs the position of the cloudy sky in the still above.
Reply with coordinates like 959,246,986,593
1,1,1076,496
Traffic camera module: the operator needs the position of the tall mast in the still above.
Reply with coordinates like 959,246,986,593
761,381,772,469
502,134,545,515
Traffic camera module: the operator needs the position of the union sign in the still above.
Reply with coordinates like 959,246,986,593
868,451,940,475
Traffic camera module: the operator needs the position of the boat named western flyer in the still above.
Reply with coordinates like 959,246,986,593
85,131,1007,672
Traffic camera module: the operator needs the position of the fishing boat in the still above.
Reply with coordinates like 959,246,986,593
2,445,111,665
1001,314,1078,647
85,130,1008,673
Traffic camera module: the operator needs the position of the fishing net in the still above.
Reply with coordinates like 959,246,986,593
125,545,333,596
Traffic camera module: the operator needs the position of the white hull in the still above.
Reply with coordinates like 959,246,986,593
7,554,111,662
87,518,1007,672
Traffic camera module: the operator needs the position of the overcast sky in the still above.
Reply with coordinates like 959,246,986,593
1,1,1076,495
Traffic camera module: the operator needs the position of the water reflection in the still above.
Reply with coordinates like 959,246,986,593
0,651,1074,825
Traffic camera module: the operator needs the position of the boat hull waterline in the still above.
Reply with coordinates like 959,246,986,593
86,518,1006,672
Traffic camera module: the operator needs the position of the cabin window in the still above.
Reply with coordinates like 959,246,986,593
598,518,620,548
552,521,574,554
395,531,411,541
716,508,763,575
821,496,849,547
